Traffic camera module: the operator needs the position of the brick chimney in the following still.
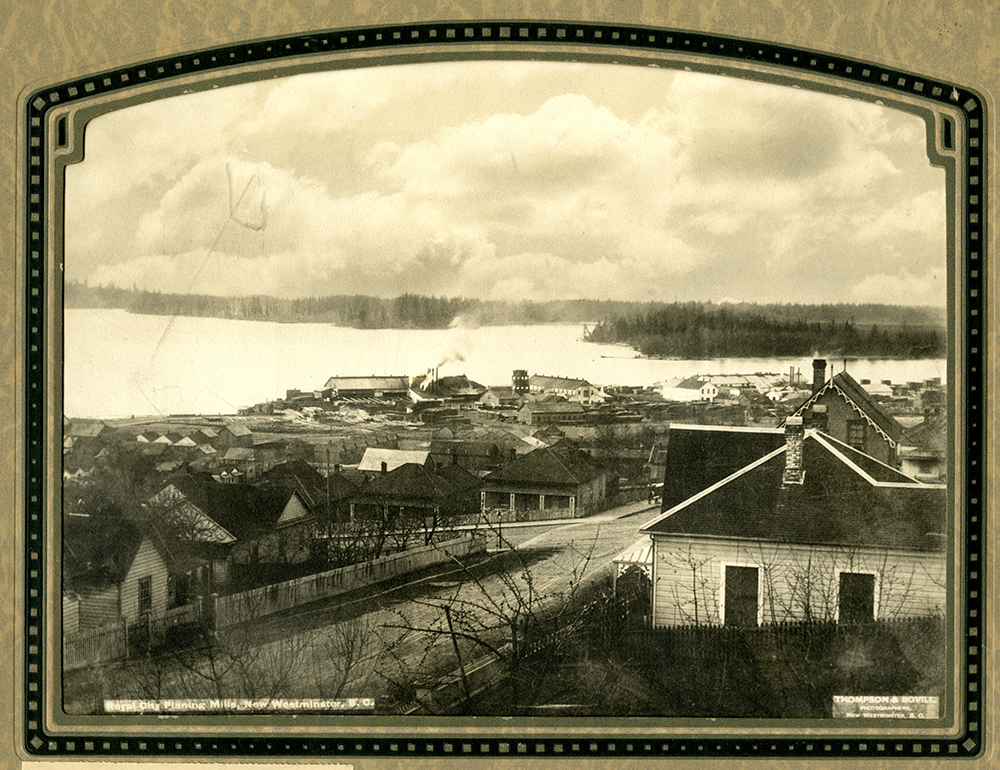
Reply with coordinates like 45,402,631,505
812,359,827,395
783,416,805,485
809,404,828,433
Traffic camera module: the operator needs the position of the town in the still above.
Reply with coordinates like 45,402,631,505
62,359,947,717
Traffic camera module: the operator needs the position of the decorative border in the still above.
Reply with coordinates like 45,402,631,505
21,19,984,759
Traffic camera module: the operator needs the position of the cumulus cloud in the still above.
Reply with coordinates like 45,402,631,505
849,268,946,306
67,62,946,306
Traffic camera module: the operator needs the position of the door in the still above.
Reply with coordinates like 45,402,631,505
838,572,876,624
724,565,759,626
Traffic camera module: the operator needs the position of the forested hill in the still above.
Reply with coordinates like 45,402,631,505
583,302,945,359
64,281,633,328
65,281,945,357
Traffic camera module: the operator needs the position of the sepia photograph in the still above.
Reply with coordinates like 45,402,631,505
58,56,953,723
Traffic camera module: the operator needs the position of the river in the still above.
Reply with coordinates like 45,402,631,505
63,309,948,419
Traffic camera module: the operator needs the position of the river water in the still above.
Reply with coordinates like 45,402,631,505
63,309,948,419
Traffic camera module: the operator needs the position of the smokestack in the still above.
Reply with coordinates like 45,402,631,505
812,359,827,395
783,416,805,485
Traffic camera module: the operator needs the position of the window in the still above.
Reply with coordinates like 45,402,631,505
514,492,540,510
138,576,152,616
838,572,876,624
847,420,866,451
484,490,509,509
724,565,759,626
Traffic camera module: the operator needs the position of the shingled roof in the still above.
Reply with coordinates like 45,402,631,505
659,425,787,512
484,442,604,486
63,514,145,588
155,477,309,542
642,431,944,552
357,462,456,504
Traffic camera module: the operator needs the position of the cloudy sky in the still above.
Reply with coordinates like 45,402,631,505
65,60,946,306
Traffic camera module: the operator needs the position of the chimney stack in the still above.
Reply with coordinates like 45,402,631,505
380,461,388,475
812,359,827,395
783,416,805,485
809,404,828,433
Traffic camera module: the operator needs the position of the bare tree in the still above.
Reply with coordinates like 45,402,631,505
310,614,381,699
385,524,600,714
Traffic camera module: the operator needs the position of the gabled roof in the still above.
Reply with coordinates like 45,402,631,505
222,447,255,461
529,374,592,390
357,462,464,504
792,371,905,446
484,442,605,486
358,447,432,473
324,376,410,391
65,420,108,438
642,431,944,552
154,478,309,541
674,376,712,390
220,423,253,436
659,425,787,512
260,459,357,505
903,413,947,452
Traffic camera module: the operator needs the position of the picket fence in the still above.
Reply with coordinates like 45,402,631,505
63,620,128,671
213,533,485,628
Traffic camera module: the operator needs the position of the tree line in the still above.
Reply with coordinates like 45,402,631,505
65,281,643,329
584,302,945,359
65,281,945,357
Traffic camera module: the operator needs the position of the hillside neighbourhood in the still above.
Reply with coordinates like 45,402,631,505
63,358,948,717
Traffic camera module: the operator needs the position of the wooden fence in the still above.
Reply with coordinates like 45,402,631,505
641,614,944,645
213,533,485,628
63,620,128,672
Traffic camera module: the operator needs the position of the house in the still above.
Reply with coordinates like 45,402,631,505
323,376,410,399
428,439,502,474
65,419,112,442
191,427,219,445
148,478,315,568
350,462,481,546
63,513,171,631
477,386,523,410
859,379,894,399
658,424,787,513
480,442,611,520
658,376,719,403
789,359,907,467
640,419,946,628
259,459,330,511
220,447,260,479
897,410,947,483
528,374,605,404
215,423,253,449
358,447,433,474
517,401,586,426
